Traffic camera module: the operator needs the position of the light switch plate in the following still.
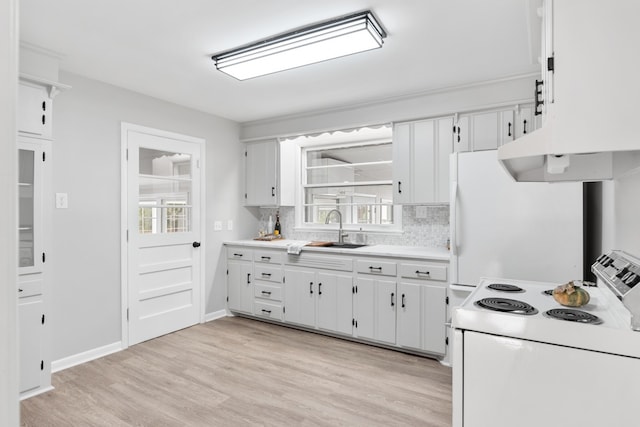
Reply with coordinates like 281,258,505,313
214,221,222,231
55,193,68,209
227,220,233,231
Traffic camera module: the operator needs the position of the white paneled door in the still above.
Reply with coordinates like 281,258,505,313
122,124,204,346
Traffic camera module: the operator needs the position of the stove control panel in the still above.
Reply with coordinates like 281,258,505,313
593,250,640,330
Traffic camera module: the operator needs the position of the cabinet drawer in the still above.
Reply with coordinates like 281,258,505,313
254,265,282,283
18,276,43,299
399,263,447,282
227,247,253,261
356,259,397,276
253,250,282,264
254,301,283,321
254,283,283,302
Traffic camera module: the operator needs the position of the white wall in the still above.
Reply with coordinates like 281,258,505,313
240,74,537,140
0,0,19,424
51,71,253,361
601,173,640,256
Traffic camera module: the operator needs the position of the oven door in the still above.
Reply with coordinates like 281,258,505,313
460,331,640,427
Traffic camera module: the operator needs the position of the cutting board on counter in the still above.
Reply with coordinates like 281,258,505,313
305,241,333,247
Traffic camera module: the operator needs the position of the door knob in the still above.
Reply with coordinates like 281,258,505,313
192,241,201,248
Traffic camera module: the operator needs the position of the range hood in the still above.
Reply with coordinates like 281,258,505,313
498,0,640,182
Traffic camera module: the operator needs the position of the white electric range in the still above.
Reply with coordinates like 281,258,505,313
452,251,640,427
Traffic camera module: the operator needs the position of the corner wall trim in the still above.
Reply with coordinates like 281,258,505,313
52,341,123,373
204,309,228,323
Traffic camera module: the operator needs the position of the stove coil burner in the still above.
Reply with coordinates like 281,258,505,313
544,309,603,325
475,298,538,315
487,283,524,293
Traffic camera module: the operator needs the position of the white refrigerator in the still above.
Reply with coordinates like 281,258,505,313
449,150,583,287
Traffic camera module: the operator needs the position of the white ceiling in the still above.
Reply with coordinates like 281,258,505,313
19,0,541,123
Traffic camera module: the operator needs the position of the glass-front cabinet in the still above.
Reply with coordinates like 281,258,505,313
17,136,51,397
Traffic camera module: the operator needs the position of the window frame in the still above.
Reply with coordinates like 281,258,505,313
297,138,402,233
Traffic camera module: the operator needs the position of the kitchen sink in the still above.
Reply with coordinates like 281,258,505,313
327,242,368,249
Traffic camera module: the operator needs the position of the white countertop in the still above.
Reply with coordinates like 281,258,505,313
224,240,450,261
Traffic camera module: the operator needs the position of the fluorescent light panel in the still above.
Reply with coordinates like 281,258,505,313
212,11,386,80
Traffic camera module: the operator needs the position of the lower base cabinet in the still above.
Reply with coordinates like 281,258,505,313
354,277,397,345
19,298,44,394
227,259,253,314
283,268,353,335
397,282,447,355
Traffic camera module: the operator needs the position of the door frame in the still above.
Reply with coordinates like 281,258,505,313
120,122,206,348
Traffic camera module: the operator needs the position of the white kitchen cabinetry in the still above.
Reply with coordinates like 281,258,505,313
397,262,448,354
354,276,396,345
283,266,353,335
454,108,516,152
18,136,51,398
226,247,254,314
393,117,453,205
515,104,540,139
18,82,52,139
253,251,284,321
244,139,296,207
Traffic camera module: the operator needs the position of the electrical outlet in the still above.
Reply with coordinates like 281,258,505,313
55,193,68,209
214,221,222,231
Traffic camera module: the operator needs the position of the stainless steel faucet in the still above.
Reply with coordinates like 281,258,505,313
325,209,348,245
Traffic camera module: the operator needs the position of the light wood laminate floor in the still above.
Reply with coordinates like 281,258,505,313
21,316,452,426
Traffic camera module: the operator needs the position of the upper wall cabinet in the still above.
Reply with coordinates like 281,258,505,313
18,82,53,139
393,117,453,205
244,139,296,207
453,104,540,152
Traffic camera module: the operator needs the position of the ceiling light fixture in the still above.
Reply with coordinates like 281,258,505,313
211,10,386,80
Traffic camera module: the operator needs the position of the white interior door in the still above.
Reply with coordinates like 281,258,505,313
123,124,204,346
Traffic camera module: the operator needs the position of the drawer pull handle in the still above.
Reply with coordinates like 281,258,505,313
415,270,430,276
318,283,322,295
369,266,382,271
309,282,314,294
261,290,272,296
261,256,271,261
402,294,406,308
391,292,395,307
233,253,243,257
261,272,272,277
247,273,251,284
261,309,272,314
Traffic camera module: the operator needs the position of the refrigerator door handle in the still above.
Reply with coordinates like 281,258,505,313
450,180,458,256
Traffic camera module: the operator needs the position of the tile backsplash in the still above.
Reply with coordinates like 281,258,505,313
257,205,450,248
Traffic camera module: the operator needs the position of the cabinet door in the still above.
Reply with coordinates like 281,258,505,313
283,269,316,328
516,105,539,139
355,277,396,344
397,282,422,350
436,117,453,203
317,272,352,335
18,83,52,138
19,299,44,393
245,140,277,206
470,111,500,151
500,110,515,146
413,120,436,203
227,260,253,314
423,284,447,355
392,123,412,204
18,141,44,274
453,116,470,153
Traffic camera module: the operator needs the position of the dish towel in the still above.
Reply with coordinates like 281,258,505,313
287,242,310,255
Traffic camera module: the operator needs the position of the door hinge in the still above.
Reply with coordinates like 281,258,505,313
226,269,228,275
42,152,46,162
352,318,355,326
547,56,554,72
126,308,129,321
283,277,286,284
446,296,449,305
126,149,129,160
126,229,129,242
41,314,45,325
283,306,286,314
446,337,449,346
42,252,46,263
244,193,247,199
244,150,247,157
40,360,44,371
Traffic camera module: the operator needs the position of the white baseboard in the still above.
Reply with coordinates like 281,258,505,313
20,385,54,401
204,309,228,322
52,341,123,373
